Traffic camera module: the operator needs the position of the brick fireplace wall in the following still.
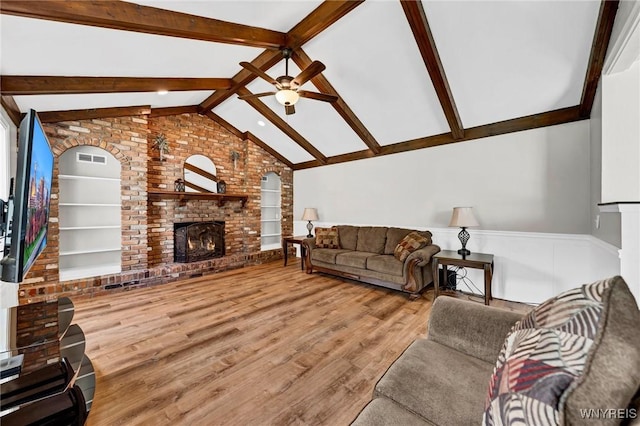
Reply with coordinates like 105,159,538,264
16,112,293,305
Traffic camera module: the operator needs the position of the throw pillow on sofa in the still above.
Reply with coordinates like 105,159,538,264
393,231,430,262
315,227,340,249
483,276,640,425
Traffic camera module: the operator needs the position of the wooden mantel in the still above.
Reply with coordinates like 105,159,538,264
148,190,248,207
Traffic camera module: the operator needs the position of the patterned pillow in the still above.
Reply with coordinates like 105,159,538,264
483,277,637,425
393,231,430,262
315,227,340,249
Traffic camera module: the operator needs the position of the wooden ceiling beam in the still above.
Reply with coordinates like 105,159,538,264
580,0,619,118
0,96,22,126
285,1,365,49
149,106,200,118
2,76,232,95
237,87,327,164
204,111,245,140
204,111,295,168
293,106,584,170
400,0,464,139
245,132,294,169
199,1,364,112
0,1,286,49
199,50,283,112
291,49,381,155
37,105,151,123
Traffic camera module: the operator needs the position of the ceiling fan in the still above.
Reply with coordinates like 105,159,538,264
238,48,338,115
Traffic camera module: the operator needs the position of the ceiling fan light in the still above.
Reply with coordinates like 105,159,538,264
275,89,299,106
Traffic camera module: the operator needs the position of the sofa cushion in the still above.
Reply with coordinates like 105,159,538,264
315,226,340,249
310,248,350,265
356,227,388,254
337,226,359,251
484,276,640,426
367,254,403,277
351,397,432,426
384,228,432,255
375,339,494,425
336,251,377,269
394,231,430,262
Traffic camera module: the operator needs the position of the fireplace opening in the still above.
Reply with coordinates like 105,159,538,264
174,221,225,263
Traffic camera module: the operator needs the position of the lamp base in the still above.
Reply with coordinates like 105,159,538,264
306,220,314,238
457,248,471,256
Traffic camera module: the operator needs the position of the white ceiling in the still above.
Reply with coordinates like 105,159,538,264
0,0,604,166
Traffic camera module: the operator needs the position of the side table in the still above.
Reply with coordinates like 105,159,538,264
282,236,308,271
431,250,494,305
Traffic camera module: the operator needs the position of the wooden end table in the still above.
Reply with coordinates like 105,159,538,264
431,250,494,305
282,236,308,271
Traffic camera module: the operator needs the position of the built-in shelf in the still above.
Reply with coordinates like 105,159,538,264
261,205,281,208
59,226,121,231
59,264,121,282
260,189,281,193
59,248,122,256
260,219,281,223
148,190,248,207
59,203,121,207
58,174,120,182
261,233,281,238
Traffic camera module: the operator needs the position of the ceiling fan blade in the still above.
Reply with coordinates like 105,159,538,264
239,62,278,86
237,91,276,100
285,105,296,115
298,90,338,103
292,61,326,87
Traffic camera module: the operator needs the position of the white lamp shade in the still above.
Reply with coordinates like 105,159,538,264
301,208,319,221
275,89,300,106
448,207,479,227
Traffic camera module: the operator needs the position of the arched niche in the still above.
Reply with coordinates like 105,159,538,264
58,145,122,281
260,171,282,250
184,155,217,193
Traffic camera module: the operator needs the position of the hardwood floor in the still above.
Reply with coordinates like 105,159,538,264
74,259,528,426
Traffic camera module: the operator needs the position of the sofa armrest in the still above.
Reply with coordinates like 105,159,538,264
404,244,440,269
427,297,526,364
302,237,316,250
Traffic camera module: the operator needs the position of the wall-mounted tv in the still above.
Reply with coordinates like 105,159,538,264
1,109,54,283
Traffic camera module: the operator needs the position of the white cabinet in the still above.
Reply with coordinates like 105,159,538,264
261,173,281,250
58,147,121,281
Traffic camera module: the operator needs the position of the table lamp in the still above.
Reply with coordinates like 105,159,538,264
301,208,319,238
449,207,479,256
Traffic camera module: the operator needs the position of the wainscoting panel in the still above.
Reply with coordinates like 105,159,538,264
295,222,622,305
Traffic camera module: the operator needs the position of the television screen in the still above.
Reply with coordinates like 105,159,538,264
1,110,54,283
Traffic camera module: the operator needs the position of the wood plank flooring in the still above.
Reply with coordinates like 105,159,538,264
74,259,528,426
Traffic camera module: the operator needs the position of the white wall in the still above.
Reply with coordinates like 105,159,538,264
292,120,624,304
601,60,640,202
0,106,19,354
295,120,591,234
590,82,622,247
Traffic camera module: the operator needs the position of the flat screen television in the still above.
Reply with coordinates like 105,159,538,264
1,109,54,283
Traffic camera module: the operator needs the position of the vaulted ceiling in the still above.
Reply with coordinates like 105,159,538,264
0,1,618,170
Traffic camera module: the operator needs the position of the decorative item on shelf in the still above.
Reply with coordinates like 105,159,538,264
217,180,227,194
152,133,170,162
301,208,319,238
449,207,479,256
174,178,185,192
230,151,240,169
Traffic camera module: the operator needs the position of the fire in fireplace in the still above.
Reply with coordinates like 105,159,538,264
174,221,225,263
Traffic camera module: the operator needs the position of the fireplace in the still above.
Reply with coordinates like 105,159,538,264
174,221,225,263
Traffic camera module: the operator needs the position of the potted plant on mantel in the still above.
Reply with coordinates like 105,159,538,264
152,133,169,162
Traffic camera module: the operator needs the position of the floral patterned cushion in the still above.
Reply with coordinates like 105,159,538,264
483,277,638,425
393,231,430,262
315,227,340,249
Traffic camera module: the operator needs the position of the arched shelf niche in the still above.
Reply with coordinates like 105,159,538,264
58,146,122,281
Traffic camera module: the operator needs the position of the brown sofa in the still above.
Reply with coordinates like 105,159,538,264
352,276,640,425
302,225,440,297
